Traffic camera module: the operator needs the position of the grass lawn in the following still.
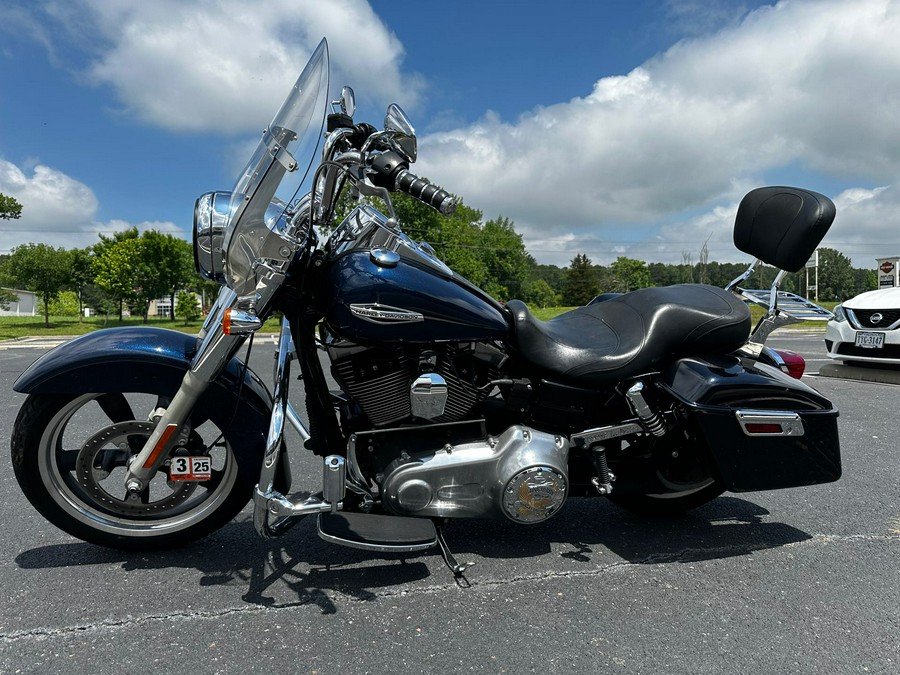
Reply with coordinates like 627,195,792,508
0,315,283,341
2,298,836,341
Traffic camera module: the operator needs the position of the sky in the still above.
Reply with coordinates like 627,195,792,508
2,0,900,269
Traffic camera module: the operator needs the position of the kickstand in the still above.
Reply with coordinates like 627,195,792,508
434,523,475,584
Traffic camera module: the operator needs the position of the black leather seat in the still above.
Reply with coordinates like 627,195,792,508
506,284,750,385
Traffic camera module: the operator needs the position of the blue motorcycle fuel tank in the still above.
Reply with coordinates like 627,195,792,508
318,205,509,344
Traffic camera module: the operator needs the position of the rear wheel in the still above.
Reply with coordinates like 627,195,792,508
605,432,725,516
606,479,725,516
11,390,258,550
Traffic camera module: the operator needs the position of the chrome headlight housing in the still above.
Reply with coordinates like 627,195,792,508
193,191,232,284
832,304,847,322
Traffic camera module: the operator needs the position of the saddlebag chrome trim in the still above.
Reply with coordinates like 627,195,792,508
735,410,804,437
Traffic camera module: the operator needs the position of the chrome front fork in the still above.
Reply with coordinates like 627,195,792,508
251,317,345,538
122,288,244,492
122,293,349,535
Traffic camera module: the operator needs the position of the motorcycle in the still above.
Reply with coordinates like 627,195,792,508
11,39,841,576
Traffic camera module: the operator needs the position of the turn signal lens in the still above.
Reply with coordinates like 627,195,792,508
223,308,233,335
222,307,262,336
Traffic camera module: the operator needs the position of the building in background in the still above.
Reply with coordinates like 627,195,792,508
0,288,36,317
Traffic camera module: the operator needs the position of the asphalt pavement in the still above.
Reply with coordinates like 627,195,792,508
0,331,898,674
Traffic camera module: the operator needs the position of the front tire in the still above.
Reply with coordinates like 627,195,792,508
11,390,259,550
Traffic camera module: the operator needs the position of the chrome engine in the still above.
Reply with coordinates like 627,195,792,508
377,425,569,523
327,340,500,427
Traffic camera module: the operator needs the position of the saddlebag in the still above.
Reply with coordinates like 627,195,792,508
660,355,841,492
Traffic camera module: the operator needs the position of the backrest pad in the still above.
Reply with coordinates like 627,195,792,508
733,186,836,273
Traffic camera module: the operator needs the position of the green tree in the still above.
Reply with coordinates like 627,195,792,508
0,288,17,310
0,254,18,309
93,228,140,319
524,278,559,308
188,277,225,313
93,237,143,320
68,248,94,322
816,247,855,301
6,243,73,326
81,284,118,325
175,290,201,325
529,263,566,297
38,290,80,317
563,254,600,306
610,257,651,292
647,262,677,287
478,216,533,301
853,267,877,295
140,231,194,320
0,193,22,220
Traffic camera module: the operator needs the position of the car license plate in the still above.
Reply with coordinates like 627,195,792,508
854,331,885,349
169,456,212,481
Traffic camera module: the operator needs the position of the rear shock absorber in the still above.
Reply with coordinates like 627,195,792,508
591,445,615,495
625,381,667,437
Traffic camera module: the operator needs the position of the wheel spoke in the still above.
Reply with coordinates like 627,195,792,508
58,449,80,472
97,393,135,424
204,468,225,492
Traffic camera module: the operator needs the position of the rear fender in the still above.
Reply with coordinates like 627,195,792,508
660,354,841,492
13,327,274,473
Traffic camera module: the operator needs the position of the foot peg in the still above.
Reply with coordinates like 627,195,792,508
317,512,437,552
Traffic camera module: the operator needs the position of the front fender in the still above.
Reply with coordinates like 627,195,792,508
14,326,273,430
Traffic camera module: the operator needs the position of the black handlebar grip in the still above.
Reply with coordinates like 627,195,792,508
394,169,457,216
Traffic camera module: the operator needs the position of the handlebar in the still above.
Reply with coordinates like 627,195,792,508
394,169,457,215
370,150,457,216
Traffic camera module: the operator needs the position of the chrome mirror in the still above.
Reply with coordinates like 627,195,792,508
339,86,356,117
384,103,417,162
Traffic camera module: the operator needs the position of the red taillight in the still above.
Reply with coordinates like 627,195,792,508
773,349,805,379
744,423,784,434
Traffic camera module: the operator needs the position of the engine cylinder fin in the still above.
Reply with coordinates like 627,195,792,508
332,358,413,426
329,342,494,426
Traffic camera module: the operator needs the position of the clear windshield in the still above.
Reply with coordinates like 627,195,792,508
222,39,329,292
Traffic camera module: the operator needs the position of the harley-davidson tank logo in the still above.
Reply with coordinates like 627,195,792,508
349,303,424,323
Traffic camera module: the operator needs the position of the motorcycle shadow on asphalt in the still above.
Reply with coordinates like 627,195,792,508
13,495,810,612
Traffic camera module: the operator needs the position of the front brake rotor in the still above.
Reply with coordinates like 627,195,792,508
75,420,198,516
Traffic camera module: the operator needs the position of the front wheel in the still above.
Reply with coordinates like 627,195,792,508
11,390,259,550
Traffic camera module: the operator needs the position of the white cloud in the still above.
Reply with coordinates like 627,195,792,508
826,184,900,267
0,159,181,252
0,159,98,247
37,0,419,133
649,182,900,270
415,0,900,265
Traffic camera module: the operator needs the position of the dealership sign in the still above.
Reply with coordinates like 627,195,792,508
877,256,899,288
